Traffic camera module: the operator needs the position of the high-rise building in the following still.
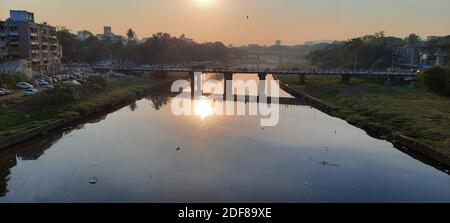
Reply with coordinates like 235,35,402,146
0,21,7,60
1,10,62,74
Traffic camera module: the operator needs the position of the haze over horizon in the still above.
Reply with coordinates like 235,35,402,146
1,0,450,46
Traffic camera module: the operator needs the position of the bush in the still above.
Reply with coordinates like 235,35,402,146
421,67,450,96
0,72,28,88
27,86,74,106
82,75,108,91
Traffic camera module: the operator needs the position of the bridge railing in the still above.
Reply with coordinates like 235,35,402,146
91,65,417,77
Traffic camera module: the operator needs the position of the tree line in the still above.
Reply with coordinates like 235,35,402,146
57,29,244,64
305,32,450,69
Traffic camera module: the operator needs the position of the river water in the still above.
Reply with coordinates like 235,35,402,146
0,74,449,202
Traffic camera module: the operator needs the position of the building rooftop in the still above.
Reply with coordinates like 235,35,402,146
9,10,35,23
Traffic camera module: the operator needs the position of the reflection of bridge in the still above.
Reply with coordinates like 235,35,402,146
165,92,303,106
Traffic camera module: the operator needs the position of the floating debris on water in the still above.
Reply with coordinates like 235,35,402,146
88,177,99,184
320,160,339,167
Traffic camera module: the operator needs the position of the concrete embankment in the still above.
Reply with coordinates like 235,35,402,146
280,83,450,167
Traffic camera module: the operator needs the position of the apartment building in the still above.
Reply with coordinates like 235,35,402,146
1,10,62,74
0,21,7,60
96,26,127,43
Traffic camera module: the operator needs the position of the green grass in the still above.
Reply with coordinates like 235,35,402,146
0,78,165,141
277,75,450,156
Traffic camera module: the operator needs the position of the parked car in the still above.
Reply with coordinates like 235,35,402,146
113,72,127,77
37,80,50,86
42,85,55,90
0,90,5,96
63,80,81,86
23,88,38,97
0,88,13,95
16,82,34,89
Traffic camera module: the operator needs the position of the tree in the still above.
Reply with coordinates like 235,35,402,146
57,30,78,62
57,30,241,64
306,32,400,69
126,28,137,41
405,33,422,47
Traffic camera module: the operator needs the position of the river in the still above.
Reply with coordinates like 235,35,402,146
0,74,449,202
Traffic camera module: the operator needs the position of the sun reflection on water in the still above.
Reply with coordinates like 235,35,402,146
194,97,214,119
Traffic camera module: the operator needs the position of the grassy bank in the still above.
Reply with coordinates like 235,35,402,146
276,75,450,158
0,76,165,143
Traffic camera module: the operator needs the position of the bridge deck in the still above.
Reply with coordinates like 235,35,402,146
92,66,417,77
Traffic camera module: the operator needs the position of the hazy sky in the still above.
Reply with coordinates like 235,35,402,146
1,0,449,46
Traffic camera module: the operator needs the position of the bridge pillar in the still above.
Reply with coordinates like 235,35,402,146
341,75,351,85
189,71,195,98
299,74,306,85
258,73,267,102
258,72,267,81
223,72,233,100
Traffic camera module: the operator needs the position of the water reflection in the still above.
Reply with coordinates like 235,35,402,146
0,114,107,197
194,97,214,119
0,86,301,199
129,102,138,112
0,75,449,202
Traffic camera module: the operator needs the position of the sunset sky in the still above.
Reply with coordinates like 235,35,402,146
1,0,449,46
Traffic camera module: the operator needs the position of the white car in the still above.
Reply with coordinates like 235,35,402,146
0,90,5,96
42,85,55,90
63,80,81,86
37,80,50,86
16,82,34,89
24,88,39,97
113,73,127,77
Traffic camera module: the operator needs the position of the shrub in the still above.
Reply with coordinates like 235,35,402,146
84,75,108,91
27,86,74,106
421,67,450,96
0,72,28,88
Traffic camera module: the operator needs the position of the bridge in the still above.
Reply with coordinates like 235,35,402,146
92,65,417,87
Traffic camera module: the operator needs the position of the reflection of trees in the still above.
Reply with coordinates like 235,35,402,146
0,130,64,197
145,94,170,111
129,102,137,111
0,113,108,197
0,152,16,197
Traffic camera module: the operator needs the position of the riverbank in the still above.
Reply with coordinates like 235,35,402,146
276,75,450,166
0,76,169,151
